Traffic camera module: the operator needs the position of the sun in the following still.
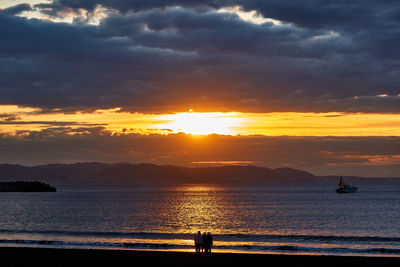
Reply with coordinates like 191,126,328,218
157,112,241,135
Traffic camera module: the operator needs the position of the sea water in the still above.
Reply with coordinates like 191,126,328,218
0,183,400,256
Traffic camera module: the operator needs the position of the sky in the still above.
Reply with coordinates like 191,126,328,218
0,0,399,176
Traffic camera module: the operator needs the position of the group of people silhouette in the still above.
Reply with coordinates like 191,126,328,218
194,231,213,253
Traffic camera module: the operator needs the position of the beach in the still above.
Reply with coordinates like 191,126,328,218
1,247,400,267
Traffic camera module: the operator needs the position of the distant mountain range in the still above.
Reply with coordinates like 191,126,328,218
0,162,398,185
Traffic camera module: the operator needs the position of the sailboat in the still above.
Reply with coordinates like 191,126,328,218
335,175,358,193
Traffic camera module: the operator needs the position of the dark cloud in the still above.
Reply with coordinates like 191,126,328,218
40,0,400,31
0,128,399,177
0,114,20,121
35,0,218,14
0,1,399,113
0,3,33,16
0,120,105,126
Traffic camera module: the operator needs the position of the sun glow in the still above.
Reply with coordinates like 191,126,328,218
1,105,400,136
156,112,242,135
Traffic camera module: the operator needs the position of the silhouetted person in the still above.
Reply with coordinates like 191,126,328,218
203,232,213,253
202,232,207,253
194,231,203,253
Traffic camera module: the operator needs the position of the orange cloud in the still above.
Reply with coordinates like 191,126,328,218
1,105,400,137
341,155,400,166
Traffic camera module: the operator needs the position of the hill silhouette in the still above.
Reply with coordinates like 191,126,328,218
0,162,397,185
0,162,317,185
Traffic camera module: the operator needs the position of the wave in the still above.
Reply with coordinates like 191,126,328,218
1,239,400,255
1,229,400,244
218,234,400,243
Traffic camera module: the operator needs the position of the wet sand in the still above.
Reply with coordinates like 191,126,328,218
0,247,399,267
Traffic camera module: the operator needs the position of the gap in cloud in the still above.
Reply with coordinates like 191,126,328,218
311,30,340,41
217,5,284,26
155,112,242,135
42,4,115,25
13,2,116,25
0,0,45,9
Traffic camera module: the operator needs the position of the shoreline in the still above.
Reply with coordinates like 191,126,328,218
1,247,400,267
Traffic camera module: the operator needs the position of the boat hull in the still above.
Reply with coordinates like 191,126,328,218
335,187,358,193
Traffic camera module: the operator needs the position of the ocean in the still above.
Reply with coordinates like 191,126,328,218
0,183,400,257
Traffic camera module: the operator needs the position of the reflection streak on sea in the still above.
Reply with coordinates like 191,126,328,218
163,185,231,234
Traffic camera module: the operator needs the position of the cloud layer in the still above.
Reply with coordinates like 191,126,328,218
1,1,400,113
1,128,399,177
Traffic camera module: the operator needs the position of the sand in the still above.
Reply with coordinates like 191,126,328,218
0,247,399,267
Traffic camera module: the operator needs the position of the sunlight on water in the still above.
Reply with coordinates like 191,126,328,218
173,185,222,192
163,185,226,234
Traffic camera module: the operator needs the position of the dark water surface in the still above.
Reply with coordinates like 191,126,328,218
0,183,399,256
